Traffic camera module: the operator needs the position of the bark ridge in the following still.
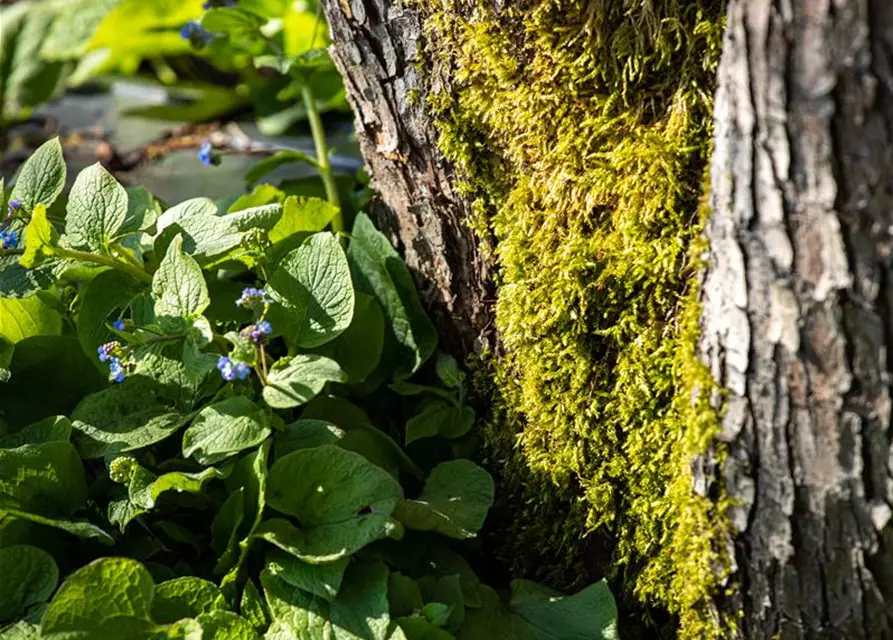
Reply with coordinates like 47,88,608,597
702,0,893,636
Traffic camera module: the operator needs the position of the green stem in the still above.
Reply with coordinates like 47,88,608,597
54,247,153,285
114,244,146,271
301,84,343,232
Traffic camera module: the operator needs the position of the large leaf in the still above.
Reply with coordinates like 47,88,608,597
227,184,284,214
396,617,455,640
0,545,58,620
259,445,402,562
65,163,129,252
154,198,242,264
152,235,210,323
226,204,283,231
0,336,104,429
273,419,343,460
264,549,349,601
40,0,121,60
301,396,422,480
269,196,339,243
118,186,159,237
0,295,62,343
394,461,493,539
405,402,475,446
7,139,66,210
128,466,222,510
211,489,245,574
458,581,620,640
417,575,464,632
347,214,436,379
0,6,66,121
215,442,271,575
313,293,385,384
129,343,205,408
85,0,201,64
261,560,401,640
151,577,226,624
0,441,87,516
0,505,113,545
268,233,355,348
240,579,268,634
262,355,345,409
0,257,64,298
0,415,72,448
40,558,156,638
0,621,41,640
508,579,619,640
201,7,265,43
107,495,146,533
455,586,540,640
195,610,260,640
71,379,189,459
182,397,271,465
19,204,58,269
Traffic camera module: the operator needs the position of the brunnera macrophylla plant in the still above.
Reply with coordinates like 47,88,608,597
0,139,619,639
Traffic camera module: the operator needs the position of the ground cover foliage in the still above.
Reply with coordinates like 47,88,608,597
0,133,619,639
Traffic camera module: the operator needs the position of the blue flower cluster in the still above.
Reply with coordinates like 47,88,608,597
180,21,215,48
1,200,21,249
0,229,17,250
218,288,278,381
242,320,272,344
98,342,127,383
235,287,272,309
218,356,251,381
112,319,126,331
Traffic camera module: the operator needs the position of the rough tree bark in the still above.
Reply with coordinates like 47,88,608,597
323,0,494,357
325,0,893,636
701,0,893,637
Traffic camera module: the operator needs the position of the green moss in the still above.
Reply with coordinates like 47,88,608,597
414,0,731,637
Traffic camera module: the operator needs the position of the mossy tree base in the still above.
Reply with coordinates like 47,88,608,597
324,0,730,637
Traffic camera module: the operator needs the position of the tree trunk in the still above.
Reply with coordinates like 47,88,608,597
324,0,893,635
322,0,494,358
702,0,893,636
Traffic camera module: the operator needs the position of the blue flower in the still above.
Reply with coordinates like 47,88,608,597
6,200,21,218
112,319,126,331
180,21,197,39
181,21,215,47
233,361,251,380
218,356,251,381
0,229,18,250
108,357,126,383
197,141,216,167
235,287,272,309
242,320,273,343
97,341,119,363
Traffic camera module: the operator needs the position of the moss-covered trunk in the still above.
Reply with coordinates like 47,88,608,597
701,0,893,637
323,0,728,636
318,0,893,637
